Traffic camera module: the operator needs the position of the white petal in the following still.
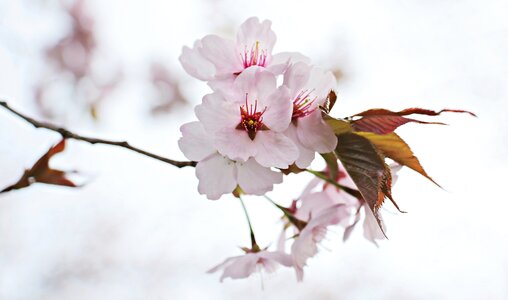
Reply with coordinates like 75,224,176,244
218,254,260,281
178,121,215,161
236,158,282,195
261,86,292,132
253,131,298,169
305,66,336,105
195,154,237,200
214,128,257,162
296,110,338,153
268,52,311,75
296,191,338,222
237,17,276,55
259,251,293,268
284,124,315,169
195,92,239,135
363,204,386,246
283,62,312,98
200,35,243,75
233,67,277,104
179,40,216,81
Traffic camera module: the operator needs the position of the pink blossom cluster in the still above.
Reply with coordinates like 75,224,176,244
178,17,337,200
207,164,400,282
177,17,401,282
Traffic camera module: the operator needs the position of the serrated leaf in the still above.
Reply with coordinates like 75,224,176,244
334,132,387,234
353,108,477,118
356,131,440,187
323,113,352,135
352,115,446,135
1,139,78,193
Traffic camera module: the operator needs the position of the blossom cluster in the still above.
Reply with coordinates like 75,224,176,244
178,17,337,200
177,17,399,282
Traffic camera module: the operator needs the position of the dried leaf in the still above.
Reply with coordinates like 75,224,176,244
357,131,439,187
1,140,78,193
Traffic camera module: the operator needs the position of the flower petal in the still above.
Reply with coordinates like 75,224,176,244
261,86,292,132
178,121,215,161
283,62,312,98
232,67,277,104
305,66,336,105
236,158,282,195
214,127,257,162
195,92,239,135
296,110,338,153
253,131,298,168
216,253,259,281
179,40,216,81
363,204,386,246
268,51,311,75
195,153,237,200
284,124,315,168
200,34,243,75
237,17,276,55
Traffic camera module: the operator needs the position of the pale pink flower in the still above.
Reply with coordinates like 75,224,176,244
283,62,337,168
195,67,298,169
179,17,308,91
291,204,347,281
178,121,282,200
208,250,293,282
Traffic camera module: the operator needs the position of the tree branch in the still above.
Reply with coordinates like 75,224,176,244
0,101,196,168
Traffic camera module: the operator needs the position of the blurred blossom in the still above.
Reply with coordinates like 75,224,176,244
149,62,187,115
34,0,122,120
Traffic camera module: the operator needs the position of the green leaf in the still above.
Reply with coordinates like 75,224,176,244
323,113,352,135
320,152,339,181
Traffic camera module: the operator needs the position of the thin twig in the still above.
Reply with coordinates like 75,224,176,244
0,101,196,168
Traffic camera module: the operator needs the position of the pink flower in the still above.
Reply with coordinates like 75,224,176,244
283,62,337,168
178,121,282,200
208,250,293,282
195,67,298,169
291,204,347,281
179,17,308,90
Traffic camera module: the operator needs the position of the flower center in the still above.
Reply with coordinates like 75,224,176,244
241,41,267,69
236,94,268,140
292,90,317,121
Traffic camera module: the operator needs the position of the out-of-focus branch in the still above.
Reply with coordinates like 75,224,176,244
0,101,196,168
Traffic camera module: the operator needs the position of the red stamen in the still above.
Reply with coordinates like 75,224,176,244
292,90,317,121
236,94,268,140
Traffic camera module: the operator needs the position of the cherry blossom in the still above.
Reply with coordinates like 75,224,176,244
208,249,293,282
179,17,309,91
195,67,298,169
178,121,282,200
291,204,347,281
283,62,338,168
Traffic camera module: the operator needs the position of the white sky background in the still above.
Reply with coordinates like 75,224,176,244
0,0,507,299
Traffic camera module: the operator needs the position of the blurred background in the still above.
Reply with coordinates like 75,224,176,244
0,0,507,299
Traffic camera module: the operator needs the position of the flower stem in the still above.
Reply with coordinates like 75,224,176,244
239,196,259,251
305,169,362,199
263,195,307,231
